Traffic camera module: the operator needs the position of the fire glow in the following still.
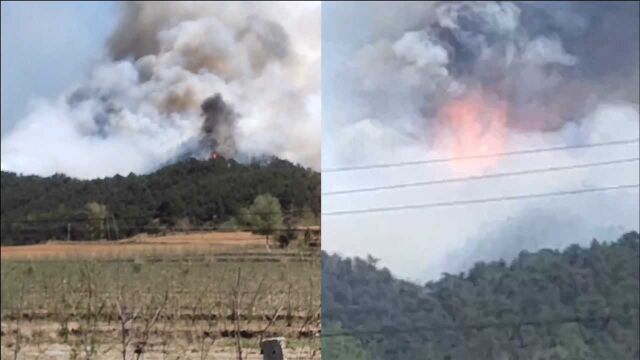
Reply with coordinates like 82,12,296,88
435,91,508,175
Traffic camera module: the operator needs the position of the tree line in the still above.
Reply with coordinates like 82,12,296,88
322,231,640,359
1,156,320,245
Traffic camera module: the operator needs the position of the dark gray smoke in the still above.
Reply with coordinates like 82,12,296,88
199,93,237,158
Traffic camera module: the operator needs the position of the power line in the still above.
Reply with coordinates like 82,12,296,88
323,157,640,196
322,138,640,173
322,184,639,216
322,314,634,338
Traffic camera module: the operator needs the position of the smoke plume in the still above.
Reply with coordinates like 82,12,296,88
198,94,237,158
1,2,320,178
322,1,639,281
331,1,638,144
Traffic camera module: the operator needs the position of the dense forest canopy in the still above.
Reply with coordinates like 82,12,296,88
1,156,320,245
323,231,640,360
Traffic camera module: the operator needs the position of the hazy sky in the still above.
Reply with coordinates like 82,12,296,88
1,1,117,135
322,1,640,282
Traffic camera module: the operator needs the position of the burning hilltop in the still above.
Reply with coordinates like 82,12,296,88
1,2,320,179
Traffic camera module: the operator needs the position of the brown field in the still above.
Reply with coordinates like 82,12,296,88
1,231,321,359
0,231,268,261
1,344,318,360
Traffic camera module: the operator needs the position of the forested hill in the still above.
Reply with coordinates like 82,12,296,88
1,156,320,245
323,231,640,360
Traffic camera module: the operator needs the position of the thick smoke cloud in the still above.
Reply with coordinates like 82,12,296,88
322,1,639,281
1,2,320,178
343,1,638,138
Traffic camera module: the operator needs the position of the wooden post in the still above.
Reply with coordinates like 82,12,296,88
67,223,71,241
261,337,286,360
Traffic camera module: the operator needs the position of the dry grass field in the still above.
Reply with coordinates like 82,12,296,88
1,231,321,359
0,231,267,262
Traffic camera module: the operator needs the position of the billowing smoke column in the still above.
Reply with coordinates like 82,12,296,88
199,94,237,159
1,2,320,178
323,2,639,280
339,1,638,148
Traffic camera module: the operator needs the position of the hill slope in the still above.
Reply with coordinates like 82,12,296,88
1,157,320,244
322,231,640,360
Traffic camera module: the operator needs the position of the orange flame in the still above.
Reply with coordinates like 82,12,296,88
435,91,508,174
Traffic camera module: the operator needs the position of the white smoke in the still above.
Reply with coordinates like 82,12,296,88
322,1,639,281
1,1,320,178
327,1,638,141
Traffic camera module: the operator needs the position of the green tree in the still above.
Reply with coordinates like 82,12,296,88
244,193,282,249
1,157,320,245
323,232,640,359
85,202,108,240
219,216,240,231
323,323,369,360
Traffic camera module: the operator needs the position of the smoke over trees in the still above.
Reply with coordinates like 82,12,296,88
198,94,237,158
1,2,320,179
323,232,640,359
322,1,639,281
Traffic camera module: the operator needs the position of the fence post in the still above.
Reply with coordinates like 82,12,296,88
261,337,286,360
